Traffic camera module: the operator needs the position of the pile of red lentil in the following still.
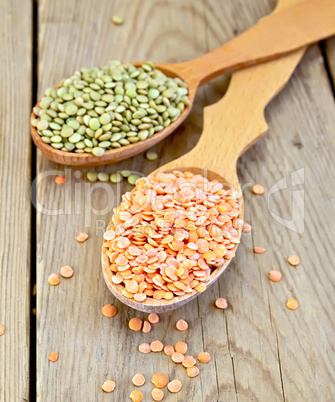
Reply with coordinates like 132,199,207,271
103,171,241,302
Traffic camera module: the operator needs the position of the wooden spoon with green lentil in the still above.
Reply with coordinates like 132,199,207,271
31,0,335,166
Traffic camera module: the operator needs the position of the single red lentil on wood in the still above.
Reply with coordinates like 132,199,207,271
48,352,58,362
102,380,115,393
103,171,241,302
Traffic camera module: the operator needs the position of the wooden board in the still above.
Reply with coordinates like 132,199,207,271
34,0,335,401
0,0,32,400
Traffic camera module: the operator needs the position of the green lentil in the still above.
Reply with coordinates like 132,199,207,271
146,151,158,161
87,172,98,182
127,174,140,185
112,15,124,25
32,60,189,156
97,172,109,182
110,173,123,183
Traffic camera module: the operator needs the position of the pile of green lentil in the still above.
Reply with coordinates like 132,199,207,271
31,61,189,156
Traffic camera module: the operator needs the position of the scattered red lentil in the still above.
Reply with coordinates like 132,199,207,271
175,341,187,354
150,340,164,352
163,345,174,356
151,373,168,389
286,298,299,310
103,171,241,302
287,255,300,266
0,325,5,336
152,388,164,401
252,184,264,195
215,298,228,309
269,270,282,282
138,343,151,354
132,374,145,386
242,223,252,234
55,175,65,185
254,247,265,254
167,379,182,393
102,304,117,318
182,356,196,368
142,320,151,333
48,352,58,362
198,352,211,363
176,319,188,331
172,352,184,363
187,366,199,378
129,318,143,331
130,390,143,402
77,232,89,243
60,265,73,278
148,313,160,324
102,380,116,393
48,273,60,286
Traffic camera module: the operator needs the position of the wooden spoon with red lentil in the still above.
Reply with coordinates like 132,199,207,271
102,29,306,312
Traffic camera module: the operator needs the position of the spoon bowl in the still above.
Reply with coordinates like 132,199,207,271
31,0,335,166
102,166,243,313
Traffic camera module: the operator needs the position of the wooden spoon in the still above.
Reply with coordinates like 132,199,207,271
32,0,335,166
102,0,307,313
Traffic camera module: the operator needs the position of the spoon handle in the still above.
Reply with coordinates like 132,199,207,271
190,0,307,190
179,0,334,86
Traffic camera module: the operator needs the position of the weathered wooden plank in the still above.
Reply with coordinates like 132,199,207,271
36,0,209,401
0,0,32,400
35,0,335,401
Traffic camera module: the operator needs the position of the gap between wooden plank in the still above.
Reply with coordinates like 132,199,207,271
30,0,39,400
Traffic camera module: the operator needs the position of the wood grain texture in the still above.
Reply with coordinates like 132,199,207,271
35,0,335,401
0,0,32,400
30,0,335,167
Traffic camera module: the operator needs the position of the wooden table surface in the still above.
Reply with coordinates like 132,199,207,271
1,0,335,401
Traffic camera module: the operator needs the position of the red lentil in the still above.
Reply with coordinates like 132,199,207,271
254,247,265,254
187,366,199,378
102,380,115,393
150,340,164,352
287,255,300,266
152,388,164,401
198,352,211,363
242,223,252,233
60,265,73,278
167,379,182,393
48,352,58,362
0,325,5,336
215,298,228,309
252,184,264,195
48,273,60,286
129,318,143,331
163,345,174,356
77,232,89,243
103,171,241,302
55,176,65,185
151,373,167,389
148,313,159,324
172,352,184,363
102,304,117,318
286,298,299,310
138,343,151,354
132,374,145,386
142,320,151,333
176,319,188,331
182,356,196,368
130,390,143,402
175,341,187,354
269,270,282,282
